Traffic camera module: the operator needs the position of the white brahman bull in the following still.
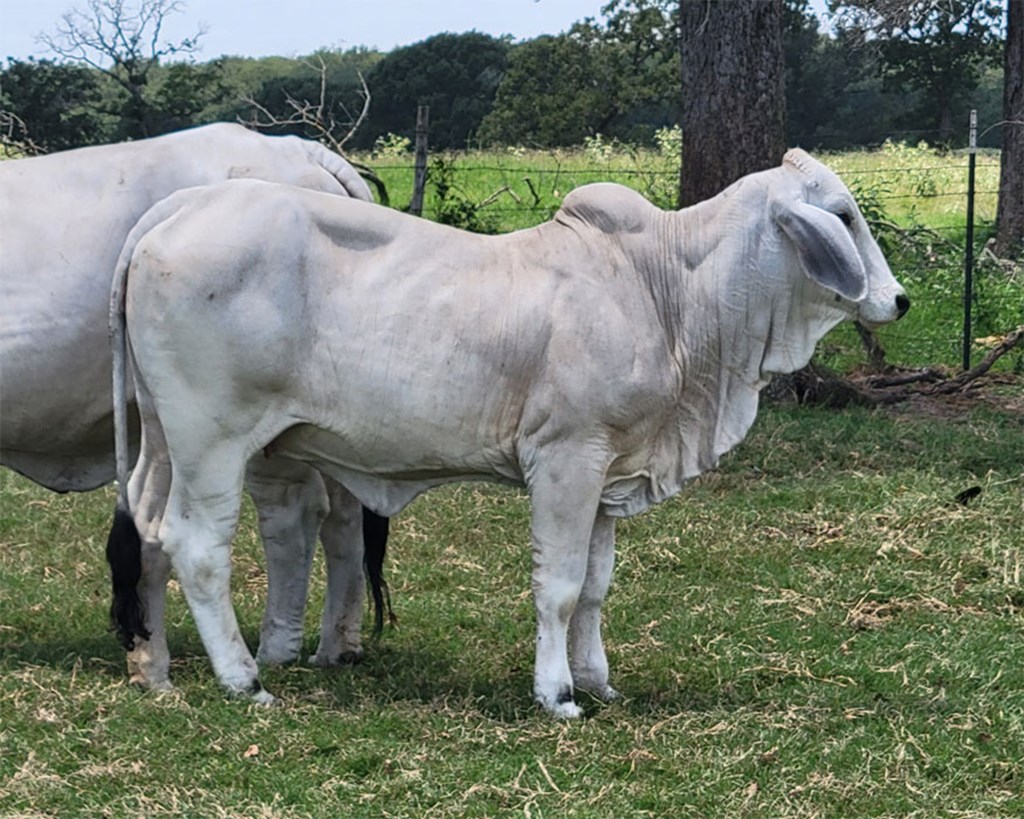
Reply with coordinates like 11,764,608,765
107,149,908,716
0,123,382,687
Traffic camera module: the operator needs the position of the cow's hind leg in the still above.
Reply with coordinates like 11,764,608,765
246,455,329,666
309,478,367,666
528,456,605,719
159,443,272,702
569,511,619,702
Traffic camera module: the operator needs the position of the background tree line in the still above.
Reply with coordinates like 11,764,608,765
0,0,1008,155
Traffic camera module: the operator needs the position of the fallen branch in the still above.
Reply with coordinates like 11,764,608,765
854,321,888,372
863,368,946,388
923,326,1024,395
769,326,1023,409
980,241,1023,278
478,185,521,209
764,360,877,408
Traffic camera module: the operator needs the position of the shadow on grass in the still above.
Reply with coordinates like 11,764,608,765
264,639,539,722
265,637,786,722
2,625,795,722
0,633,127,678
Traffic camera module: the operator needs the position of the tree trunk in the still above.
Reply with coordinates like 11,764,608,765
678,0,787,206
995,0,1024,258
679,0,838,405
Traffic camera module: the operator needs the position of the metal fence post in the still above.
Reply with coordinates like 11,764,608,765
962,109,977,372
409,105,429,217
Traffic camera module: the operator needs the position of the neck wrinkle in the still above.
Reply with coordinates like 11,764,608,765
632,200,776,486
633,206,699,377
637,200,753,387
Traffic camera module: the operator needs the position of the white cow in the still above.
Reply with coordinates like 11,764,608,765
108,149,908,717
0,123,380,686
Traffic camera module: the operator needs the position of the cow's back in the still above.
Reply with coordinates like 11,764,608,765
0,125,364,492
123,181,549,476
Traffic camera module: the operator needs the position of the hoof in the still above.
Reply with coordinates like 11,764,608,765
225,679,277,705
129,674,174,692
548,699,583,719
537,686,583,719
581,683,621,703
308,648,364,667
250,688,278,706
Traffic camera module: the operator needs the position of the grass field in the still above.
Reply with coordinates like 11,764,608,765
2,395,1022,816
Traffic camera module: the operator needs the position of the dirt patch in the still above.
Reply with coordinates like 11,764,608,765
768,369,1023,419
860,373,1024,420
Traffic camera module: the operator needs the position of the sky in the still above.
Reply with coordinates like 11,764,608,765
0,0,834,64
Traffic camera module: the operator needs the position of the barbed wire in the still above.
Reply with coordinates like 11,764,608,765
367,163,997,176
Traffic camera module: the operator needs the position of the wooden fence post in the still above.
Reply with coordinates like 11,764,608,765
409,105,429,216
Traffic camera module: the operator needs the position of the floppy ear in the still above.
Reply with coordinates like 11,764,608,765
773,200,867,301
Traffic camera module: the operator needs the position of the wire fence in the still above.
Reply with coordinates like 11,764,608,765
354,144,1019,374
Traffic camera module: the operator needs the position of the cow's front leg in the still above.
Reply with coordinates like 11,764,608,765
245,456,329,666
528,459,606,719
569,510,619,701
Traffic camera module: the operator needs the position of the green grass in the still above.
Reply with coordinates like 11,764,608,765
361,144,682,230
2,399,1023,817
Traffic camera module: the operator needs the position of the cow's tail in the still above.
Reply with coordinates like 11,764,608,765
361,509,396,636
105,194,190,650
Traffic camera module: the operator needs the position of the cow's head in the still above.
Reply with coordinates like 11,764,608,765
770,149,909,330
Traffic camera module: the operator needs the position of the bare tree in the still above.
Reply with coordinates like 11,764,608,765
0,111,45,156
38,0,206,138
242,57,371,156
242,57,387,204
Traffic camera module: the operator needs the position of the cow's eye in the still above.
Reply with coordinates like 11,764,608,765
836,211,853,229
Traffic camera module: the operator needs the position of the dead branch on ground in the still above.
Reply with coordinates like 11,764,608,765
921,325,1024,395
767,326,1024,409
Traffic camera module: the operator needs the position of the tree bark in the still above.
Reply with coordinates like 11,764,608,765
678,0,787,206
995,0,1024,258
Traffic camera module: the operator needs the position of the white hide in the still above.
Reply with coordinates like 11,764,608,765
112,149,907,716
0,123,374,687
